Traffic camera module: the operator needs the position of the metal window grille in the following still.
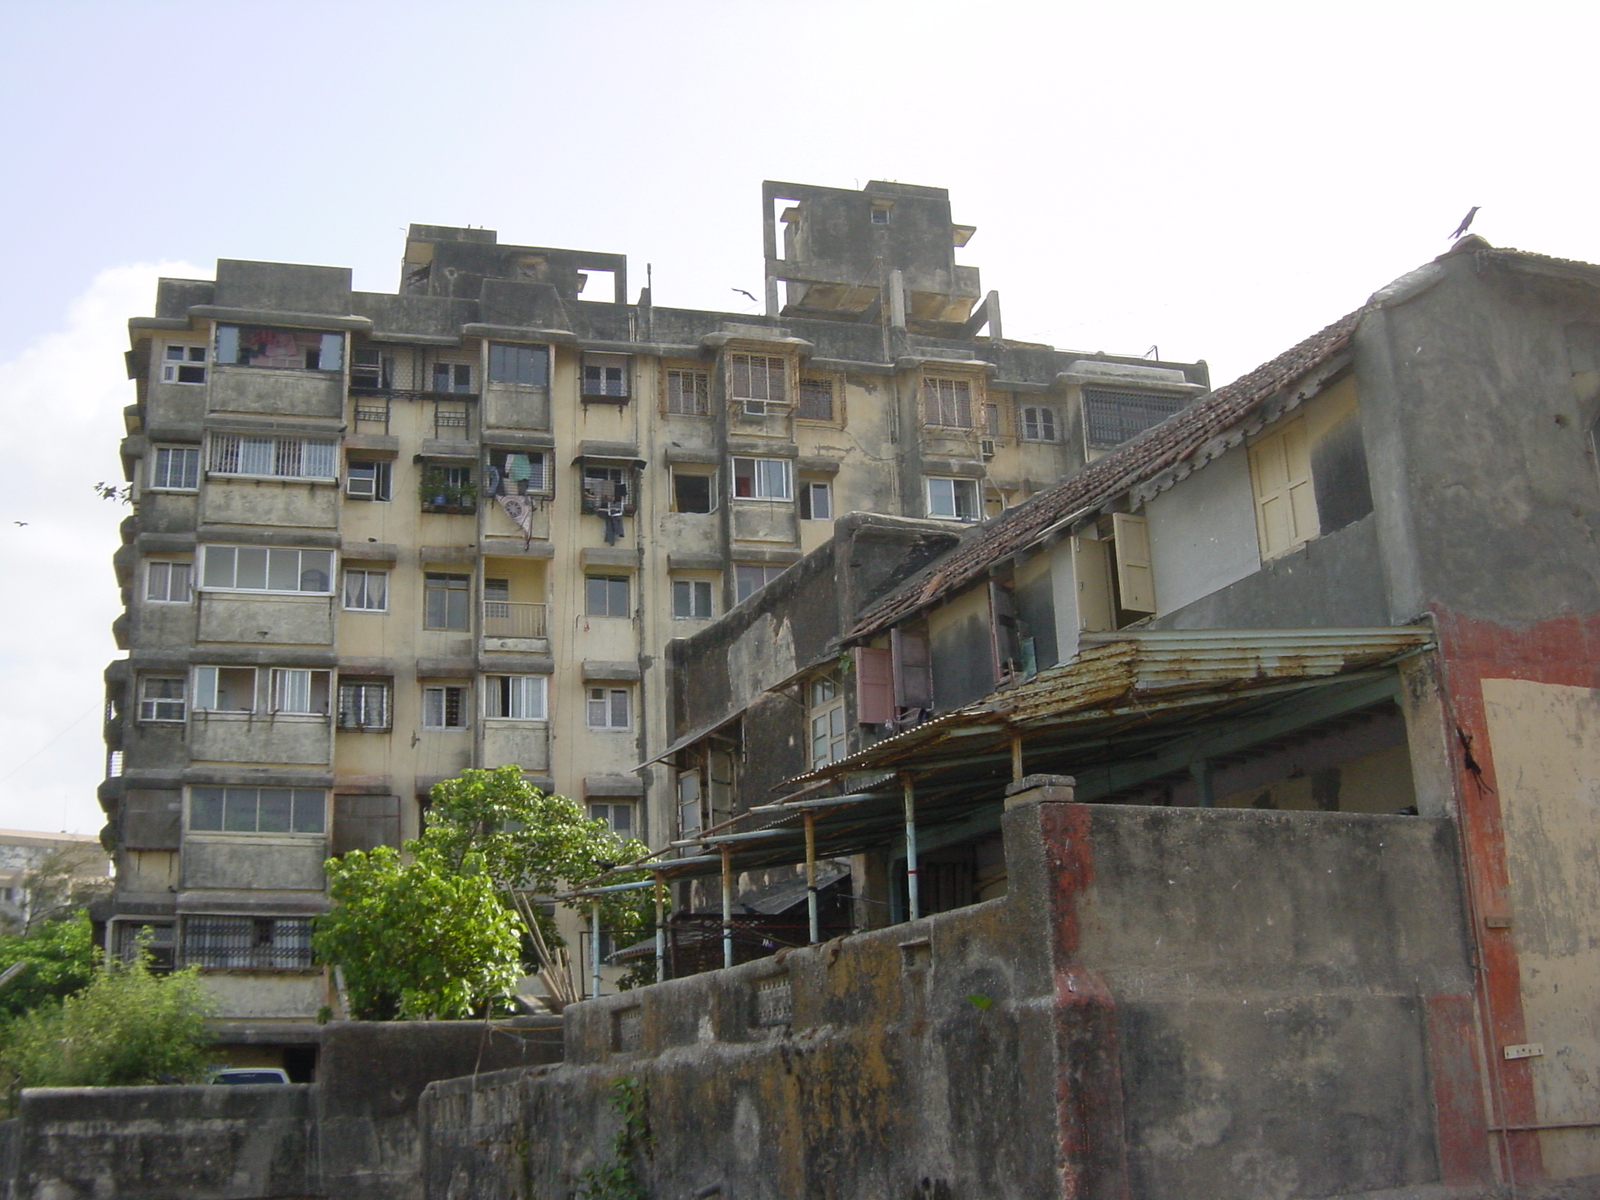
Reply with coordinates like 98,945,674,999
182,916,314,971
728,354,787,403
1082,388,1189,448
797,378,834,421
666,370,710,415
337,682,391,730
923,378,974,428
208,434,335,479
752,974,793,1027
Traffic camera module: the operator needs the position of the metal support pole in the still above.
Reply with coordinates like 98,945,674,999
903,775,921,922
653,873,666,983
1190,759,1215,808
590,898,602,1000
720,844,734,970
1011,734,1024,783
804,810,819,944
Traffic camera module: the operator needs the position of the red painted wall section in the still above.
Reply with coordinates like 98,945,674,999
1426,992,1495,1182
1038,800,1130,1200
1430,606,1600,1181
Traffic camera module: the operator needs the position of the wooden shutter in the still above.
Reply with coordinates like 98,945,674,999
854,646,894,724
891,627,933,710
1073,535,1114,632
1112,513,1156,614
1249,419,1318,558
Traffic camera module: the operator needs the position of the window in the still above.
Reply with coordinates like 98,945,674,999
673,579,714,619
192,667,256,713
925,476,981,521
488,343,549,387
161,344,207,384
485,675,548,720
728,354,787,408
923,377,974,428
189,786,325,834
269,669,330,715
215,326,343,372
672,470,715,514
423,685,469,729
1249,418,1318,559
138,676,186,722
146,560,192,603
588,802,635,837
732,457,792,500
582,354,629,400
871,205,891,225
587,687,631,730
350,346,392,390
486,449,551,497
984,403,1002,438
798,377,835,421
431,362,473,393
1019,406,1059,442
201,546,333,594
799,480,833,520
420,464,475,513
343,568,388,612
1073,513,1157,631
580,464,634,515
150,446,200,491
337,680,391,731
809,674,847,768
182,916,314,971
1082,388,1189,448
346,460,391,500
423,573,470,630
116,921,175,970
734,563,786,603
665,369,710,416
209,434,337,480
586,575,630,618
677,769,703,837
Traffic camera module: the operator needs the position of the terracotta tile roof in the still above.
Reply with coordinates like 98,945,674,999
847,305,1366,640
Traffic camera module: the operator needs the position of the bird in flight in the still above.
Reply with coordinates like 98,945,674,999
1450,207,1480,240
732,288,758,303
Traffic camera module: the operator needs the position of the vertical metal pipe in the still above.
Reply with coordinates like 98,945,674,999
721,844,735,970
903,775,921,922
653,873,667,983
590,898,602,1000
804,811,819,944
1190,759,1215,808
1011,734,1024,782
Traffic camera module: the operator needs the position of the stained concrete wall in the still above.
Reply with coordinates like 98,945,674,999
424,800,1482,1200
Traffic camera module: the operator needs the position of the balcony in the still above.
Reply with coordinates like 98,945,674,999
482,601,549,654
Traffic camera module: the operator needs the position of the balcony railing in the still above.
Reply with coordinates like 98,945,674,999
483,601,548,639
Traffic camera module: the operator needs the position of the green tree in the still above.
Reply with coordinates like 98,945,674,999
314,767,653,1019
314,846,522,1020
0,911,99,1021
0,953,212,1102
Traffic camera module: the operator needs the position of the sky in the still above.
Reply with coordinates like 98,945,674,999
1,0,1597,835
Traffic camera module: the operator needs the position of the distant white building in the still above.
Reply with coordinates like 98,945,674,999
0,830,112,931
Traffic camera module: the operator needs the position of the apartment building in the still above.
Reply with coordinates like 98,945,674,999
99,179,1207,1022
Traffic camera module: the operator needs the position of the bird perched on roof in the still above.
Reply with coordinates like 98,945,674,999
1449,207,1480,240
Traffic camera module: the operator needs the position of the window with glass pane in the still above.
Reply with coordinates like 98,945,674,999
488,343,549,386
588,802,635,836
202,546,333,594
727,354,787,403
422,685,469,729
734,563,786,603
192,666,256,712
587,687,630,729
799,481,832,520
270,669,330,715
732,457,792,500
809,674,847,768
343,569,388,612
1020,406,1059,442
161,344,208,384
672,579,714,619
350,346,391,390
486,675,547,719
150,446,200,490
337,680,391,731
139,676,186,722
146,560,192,603
582,354,629,398
925,476,981,522
188,786,324,834
346,460,391,500
209,433,336,480
431,362,473,393
586,575,630,618
922,377,974,428
665,369,710,415
423,573,470,629
798,378,834,421
182,916,314,971
214,326,342,372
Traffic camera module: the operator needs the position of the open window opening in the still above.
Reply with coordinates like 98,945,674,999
1074,512,1156,631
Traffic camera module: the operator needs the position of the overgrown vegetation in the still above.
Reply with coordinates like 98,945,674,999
314,767,652,1019
0,950,212,1106
575,1076,651,1200
0,912,100,1021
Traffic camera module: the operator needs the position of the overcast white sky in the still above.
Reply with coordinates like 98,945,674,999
1,0,1596,835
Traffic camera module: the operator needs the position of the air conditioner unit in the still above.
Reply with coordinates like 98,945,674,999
345,475,377,499
979,438,997,459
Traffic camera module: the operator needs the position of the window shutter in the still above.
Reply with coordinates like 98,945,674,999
854,646,894,724
1112,513,1156,614
891,628,933,710
1249,419,1318,558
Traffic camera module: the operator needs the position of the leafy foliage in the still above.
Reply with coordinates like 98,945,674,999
314,846,521,1020
0,912,100,1021
314,767,654,1019
0,952,212,1101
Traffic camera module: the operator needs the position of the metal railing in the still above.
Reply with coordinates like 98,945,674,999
483,601,548,639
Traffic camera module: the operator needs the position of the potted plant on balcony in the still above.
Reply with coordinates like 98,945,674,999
419,467,477,515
